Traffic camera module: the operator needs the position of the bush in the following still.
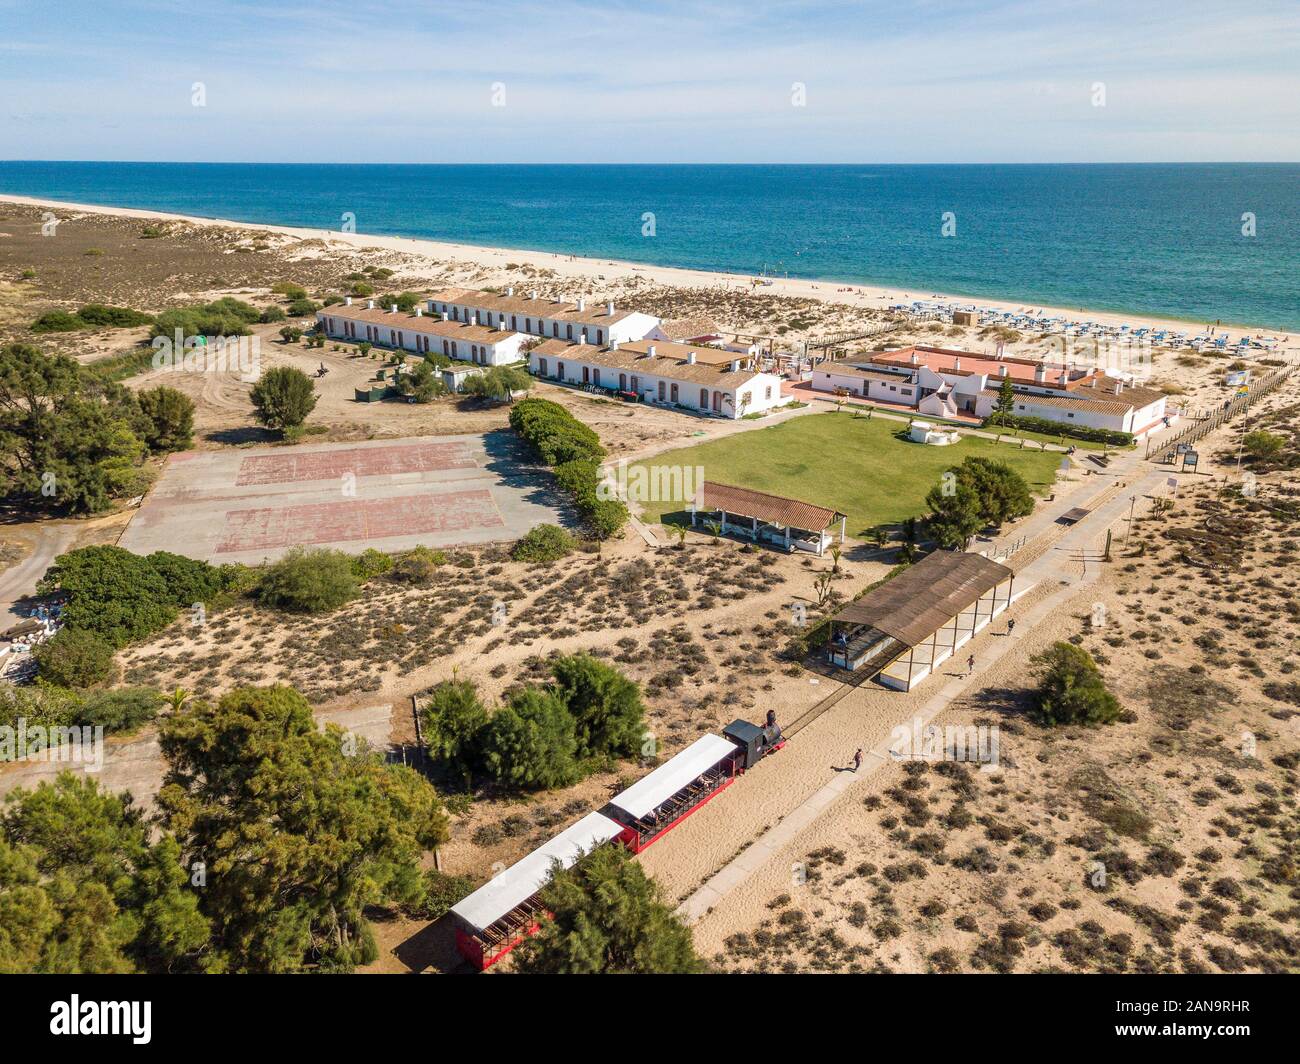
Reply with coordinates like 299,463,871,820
1030,642,1123,726
258,305,286,324
147,550,229,607
420,680,489,789
286,298,320,317
73,687,162,734
408,869,477,921
350,548,394,581
33,628,116,687
255,547,360,613
29,309,83,333
135,386,195,453
481,688,580,791
151,298,259,340
271,282,308,300
74,304,153,328
550,652,645,759
390,546,446,584
37,546,179,647
983,413,1133,447
249,366,317,432
509,398,605,465
511,524,575,562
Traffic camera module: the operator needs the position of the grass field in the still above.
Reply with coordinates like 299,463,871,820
629,411,1064,537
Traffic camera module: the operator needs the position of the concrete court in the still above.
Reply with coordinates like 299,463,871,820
119,431,566,564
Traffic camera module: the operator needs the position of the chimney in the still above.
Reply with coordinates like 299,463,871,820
729,359,740,373
505,285,514,296
529,290,538,300
579,329,588,345
953,356,961,371
577,296,586,311
500,313,508,329
910,352,920,366
999,364,1008,377
610,339,619,351
1034,364,1047,383
647,344,657,358
366,299,375,310
441,312,449,322
344,296,353,306
390,303,398,313
1114,379,1124,395
415,307,422,317
606,300,615,315
687,351,696,365
1058,370,1068,387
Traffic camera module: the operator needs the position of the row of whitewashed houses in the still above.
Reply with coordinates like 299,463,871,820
812,345,1171,437
316,287,789,419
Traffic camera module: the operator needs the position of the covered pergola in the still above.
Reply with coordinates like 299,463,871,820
689,481,847,555
827,551,1019,690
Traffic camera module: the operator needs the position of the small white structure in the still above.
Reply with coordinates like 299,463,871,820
316,301,526,366
908,421,961,446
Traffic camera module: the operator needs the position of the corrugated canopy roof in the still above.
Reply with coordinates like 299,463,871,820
700,482,845,531
449,812,623,933
830,551,1014,647
609,733,738,820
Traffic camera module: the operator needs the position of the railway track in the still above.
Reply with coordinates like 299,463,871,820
782,665,881,739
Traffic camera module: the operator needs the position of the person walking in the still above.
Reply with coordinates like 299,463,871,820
966,653,976,677
853,748,863,772
1006,618,1016,637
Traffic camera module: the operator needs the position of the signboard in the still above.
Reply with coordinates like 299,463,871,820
1225,370,1251,387
1182,450,1199,470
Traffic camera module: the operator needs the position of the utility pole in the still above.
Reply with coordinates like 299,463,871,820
1124,495,1137,547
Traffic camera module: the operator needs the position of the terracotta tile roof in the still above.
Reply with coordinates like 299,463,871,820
700,482,844,532
318,305,515,344
532,338,763,388
657,318,723,341
831,551,1014,647
618,338,747,367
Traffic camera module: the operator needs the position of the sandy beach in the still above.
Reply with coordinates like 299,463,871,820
4,192,1293,346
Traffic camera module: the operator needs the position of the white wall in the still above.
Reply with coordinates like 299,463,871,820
530,351,786,419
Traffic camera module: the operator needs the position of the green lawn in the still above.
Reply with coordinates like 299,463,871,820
630,411,1065,538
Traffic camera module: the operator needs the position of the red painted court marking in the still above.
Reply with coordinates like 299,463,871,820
215,490,503,553
234,442,477,486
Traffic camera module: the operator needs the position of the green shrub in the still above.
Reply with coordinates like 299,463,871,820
135,386,195,453
550,652,646,759
74,304,153,328
481,688,580,791
420,679,489,789
1030,642,1123,726
33,628,116,687
250,366,317,432
74,687,163,735
151,297,259,340
390,546,447,584
286,298,320,317
511,524,575,562
30,310,83,333
255,547,360,613
147,550,229,607
258,305,286,324
509,398,605,465
37,546,178,647
350,548,394,581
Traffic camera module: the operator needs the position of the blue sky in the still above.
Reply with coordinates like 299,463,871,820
3,0,1298,163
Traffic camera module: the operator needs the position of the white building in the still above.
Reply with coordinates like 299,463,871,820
316,299,526,366
425,286,659,347
812,345,1170,437
529,337,788,420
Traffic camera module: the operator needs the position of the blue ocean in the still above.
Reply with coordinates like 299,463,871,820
1,162,1296,331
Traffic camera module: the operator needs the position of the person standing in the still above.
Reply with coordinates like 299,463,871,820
966,653,975,677
853,748,863,772
1006,618,1016,637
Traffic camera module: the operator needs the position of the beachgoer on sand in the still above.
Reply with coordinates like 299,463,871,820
853,748,863,772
